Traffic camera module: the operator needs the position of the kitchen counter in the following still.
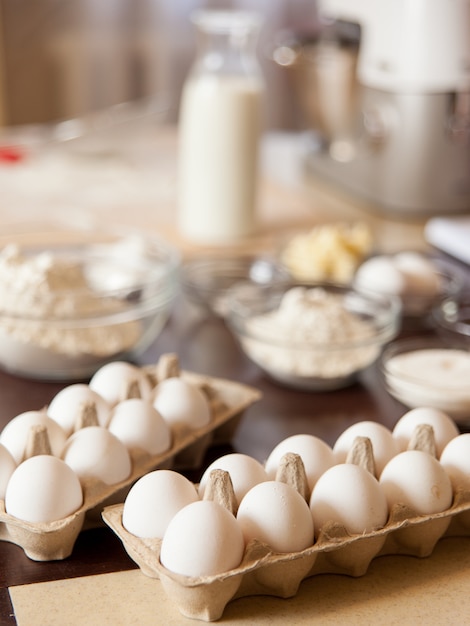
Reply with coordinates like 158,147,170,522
0,124,428,256
0,124,467,625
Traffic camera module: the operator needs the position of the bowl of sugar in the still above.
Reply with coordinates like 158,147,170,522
227,281,401,390
381,337,470,423
0,221,180,380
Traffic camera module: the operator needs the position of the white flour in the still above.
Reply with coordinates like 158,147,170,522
242,287,379,380
0,244,141,368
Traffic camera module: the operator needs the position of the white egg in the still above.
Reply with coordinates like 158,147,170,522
160,500,245,577
122,469,199,538
333,421,400,476
440,433,470,492
198,453,268,504
5,455,83,523
153,377,211,430
108,398,172,456
47,384,111,435
0,443,16,500
264,434,335,492
393,252,440,297
309,463,388,537
0,410,67,464
354,256,406,296
89,361,152,405
392,407,459,456
61,426,132,485
380,449,453,515
237,480,314,553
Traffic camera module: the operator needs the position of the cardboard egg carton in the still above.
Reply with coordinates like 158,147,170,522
102,431,470,622
0,353,261,561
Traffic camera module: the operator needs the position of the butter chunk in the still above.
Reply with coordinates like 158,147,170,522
281,222,373,283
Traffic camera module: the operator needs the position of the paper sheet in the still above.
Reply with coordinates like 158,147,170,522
425,217,470,265
9,536,470,626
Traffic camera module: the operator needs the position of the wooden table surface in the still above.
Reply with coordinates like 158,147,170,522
0,125,467,624
0,298,422,625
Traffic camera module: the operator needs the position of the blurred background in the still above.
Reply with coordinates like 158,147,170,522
0,0,320,129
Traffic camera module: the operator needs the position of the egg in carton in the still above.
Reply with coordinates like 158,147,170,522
0,353,261,561
103,424,470,622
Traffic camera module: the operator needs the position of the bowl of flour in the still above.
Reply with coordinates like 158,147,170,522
0,221,179,380
227,282,401,390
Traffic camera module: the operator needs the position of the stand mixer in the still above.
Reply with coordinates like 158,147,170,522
307,0,470,216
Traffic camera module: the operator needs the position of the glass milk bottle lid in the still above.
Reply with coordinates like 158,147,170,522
189,9,264,78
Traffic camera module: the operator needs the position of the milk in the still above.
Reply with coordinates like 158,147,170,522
177,74,264,244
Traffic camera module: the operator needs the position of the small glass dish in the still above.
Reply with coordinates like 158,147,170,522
381,337,470,423
181,255,290,318
0,220,180,381
432,292,470,349
227,281,401,391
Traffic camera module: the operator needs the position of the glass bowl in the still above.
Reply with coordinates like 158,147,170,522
227,281,401,390
381,337,470,423
181,255,290,318
432,292,470,349
353,251,464,327
0,221,180,380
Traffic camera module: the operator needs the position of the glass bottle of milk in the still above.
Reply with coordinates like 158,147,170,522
177,10,265,244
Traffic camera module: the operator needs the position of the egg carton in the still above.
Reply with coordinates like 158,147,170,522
0,354,261,561
102,459,470,622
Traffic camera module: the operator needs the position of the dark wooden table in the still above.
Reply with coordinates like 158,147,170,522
0,295,462,625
